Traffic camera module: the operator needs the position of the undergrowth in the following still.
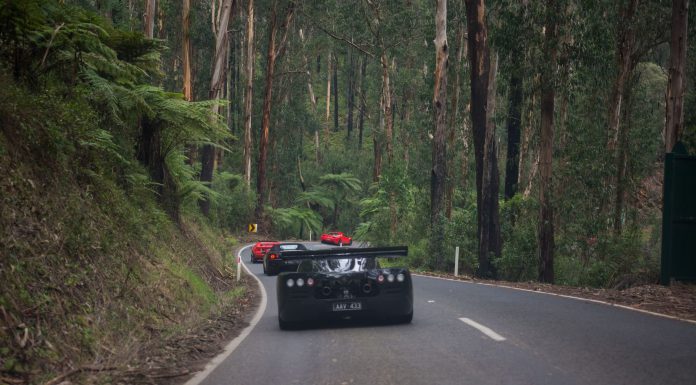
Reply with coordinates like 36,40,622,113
0,76,243,384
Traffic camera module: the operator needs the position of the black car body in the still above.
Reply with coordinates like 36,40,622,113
263,242,308,276
275,246,413,329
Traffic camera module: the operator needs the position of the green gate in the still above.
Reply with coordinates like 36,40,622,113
661,143,696,285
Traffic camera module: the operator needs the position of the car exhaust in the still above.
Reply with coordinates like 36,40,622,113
362,283,372,294
321,286,332,297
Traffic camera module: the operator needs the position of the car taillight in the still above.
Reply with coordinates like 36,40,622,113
396,273,405,282
307,277,315,287
296,278,305,287
270,253,278,260
377,274,385,284
387,273,395,283
286,278,294,288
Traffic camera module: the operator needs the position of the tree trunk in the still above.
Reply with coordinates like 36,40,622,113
182,0,197,166
446,19,465,219
256,1,294,217
481,51,501,278
200,0,235,216
504,69,523,200
607,0,638,151
243,0,254,186
182,0,192,102
382,53,394,165
325,52,332,147
333,53,339,131
431,0,448,271
299,28,319,163
358,56,367,149
346,48,355,139
538,0,560,284
465,0,497,278
144,0,156,38
665,0,689,152
613,80,634,234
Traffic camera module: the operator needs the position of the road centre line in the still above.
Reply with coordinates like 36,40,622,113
459,317,506,342
185,245,268,385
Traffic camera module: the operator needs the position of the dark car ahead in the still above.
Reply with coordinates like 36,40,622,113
263,242,308,276
275,246,412,330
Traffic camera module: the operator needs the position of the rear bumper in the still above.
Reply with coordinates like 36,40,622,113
267,259,300,272
278,289,413,322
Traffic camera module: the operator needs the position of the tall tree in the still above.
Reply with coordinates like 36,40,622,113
332,52,339,131
346,48,355,139
200,0,235,216
447,15,465,218
144,0,156,38
465,0,500,278
538,0,560,283
256,0,295,217
243,0,255,185
182,0,193,102
665,0,690,152
431,0,448,270
607,0,639,151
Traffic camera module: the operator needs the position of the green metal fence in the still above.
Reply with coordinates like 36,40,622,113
661,143,696,285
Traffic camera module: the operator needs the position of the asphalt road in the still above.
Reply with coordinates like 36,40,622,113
190,242,696,385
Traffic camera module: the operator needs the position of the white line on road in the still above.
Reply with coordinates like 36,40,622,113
459,318,506,342
185,244,268,385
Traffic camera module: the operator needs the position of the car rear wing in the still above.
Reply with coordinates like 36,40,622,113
278,246,408,260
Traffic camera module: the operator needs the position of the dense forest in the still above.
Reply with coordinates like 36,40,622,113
1,0,695,381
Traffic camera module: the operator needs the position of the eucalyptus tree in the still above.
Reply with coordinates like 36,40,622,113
465,0,501,278
200,0,236,216
431,0,448,270
256,0,295,217
665,0,690,152
243,0,255,185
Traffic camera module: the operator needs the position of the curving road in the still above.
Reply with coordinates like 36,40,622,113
188,242,696,385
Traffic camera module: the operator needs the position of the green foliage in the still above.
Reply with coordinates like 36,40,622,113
267,206,323,239
495,195,539,282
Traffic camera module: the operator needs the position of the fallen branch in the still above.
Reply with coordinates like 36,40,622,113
43,365,117,385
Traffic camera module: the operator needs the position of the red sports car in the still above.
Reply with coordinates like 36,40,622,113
320,231,353,246
250,241,279,263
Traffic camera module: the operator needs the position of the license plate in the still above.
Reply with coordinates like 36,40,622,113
332,302,362,311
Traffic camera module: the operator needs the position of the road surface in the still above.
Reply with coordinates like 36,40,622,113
190,242,696,385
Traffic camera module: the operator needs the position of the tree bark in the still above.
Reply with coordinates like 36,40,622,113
614,78,635,234
446,19,465,219
607,0,638,151
200,0,235,216
256,1,294,217
182,0,192,102
504,69,523,200
333,53,339,131
538,0,559,284
431,0,449,270
481,51,501,278
144,0,156,38
243,0,254,185
665,0,689,152
358,56,367,149
465,0,498,278
382,53,394,165
346,48,355,139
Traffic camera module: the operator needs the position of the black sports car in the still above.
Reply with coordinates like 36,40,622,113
275,246,413,329
263,242,308,276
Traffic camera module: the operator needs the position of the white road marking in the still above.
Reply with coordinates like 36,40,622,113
459,317,506,342
413,273,696,326
427,300,436,303
185,244,268,385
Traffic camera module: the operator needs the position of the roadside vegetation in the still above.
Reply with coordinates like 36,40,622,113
0,2,248,383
